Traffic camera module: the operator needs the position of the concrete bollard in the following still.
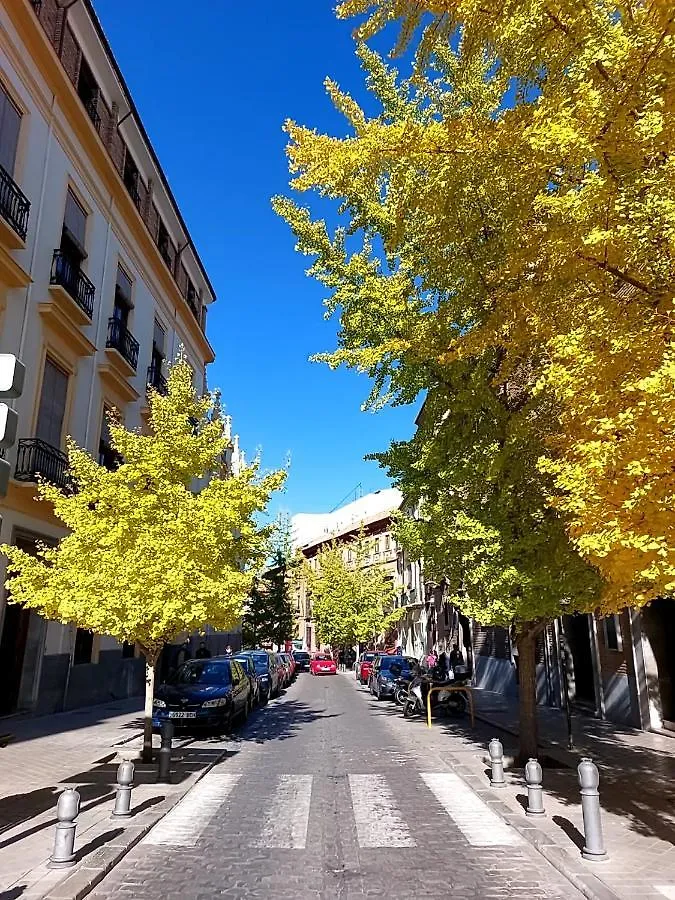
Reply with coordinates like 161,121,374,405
157,720,174,783
112,760,135,817
525,758,545,817
578,758,608,861
48,788,80,868
488,738,506,788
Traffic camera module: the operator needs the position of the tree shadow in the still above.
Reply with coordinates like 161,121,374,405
0,699,144,748
0,787,114,852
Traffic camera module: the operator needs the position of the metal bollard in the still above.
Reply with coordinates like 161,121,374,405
157,720,174,783
48,788,80,868
112,760,135,817
488,738,506,787
578,758,608,861
525,758,545,817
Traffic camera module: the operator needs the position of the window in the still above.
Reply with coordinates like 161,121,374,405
347,547,353,563
385,535,391,551
0,84,21,175
122,641,135,659
73,628,94,665
113,265,132,326
152,319,165,371
76,56,100,129
36,357,68,448
62,189,87,263
604,615,623,652
157,220,171,266
98,407,120,470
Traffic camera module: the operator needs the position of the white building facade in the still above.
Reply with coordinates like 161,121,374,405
0,0,216,714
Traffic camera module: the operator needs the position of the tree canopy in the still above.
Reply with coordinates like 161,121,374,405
243,549,296,648
275,1,675,609
302,534,402,648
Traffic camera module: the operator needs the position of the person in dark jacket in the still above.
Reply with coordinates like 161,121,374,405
195,641,211,659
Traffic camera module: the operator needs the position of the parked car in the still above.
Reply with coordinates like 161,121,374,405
268,651,287,691
369,654,417,700
233,653,261,706
310,654,337,676
293,651,311,672
357,651,379,685
278,652,295,682
152,658,251,732
245,650,280,701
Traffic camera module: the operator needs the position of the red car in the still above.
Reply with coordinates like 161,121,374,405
310,654,337,676
357,651,379,685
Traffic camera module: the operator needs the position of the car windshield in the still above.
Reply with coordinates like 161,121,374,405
381,657,410,671
233,657,252,673
249,655,269,674
362,653,376,663
169,661,231,686
315,656,332,662
294,652,310,661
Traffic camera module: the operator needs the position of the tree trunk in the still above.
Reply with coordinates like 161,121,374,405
516,627,540,763
142,651,158,763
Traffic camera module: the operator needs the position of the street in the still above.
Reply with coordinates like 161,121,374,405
91,673,581,900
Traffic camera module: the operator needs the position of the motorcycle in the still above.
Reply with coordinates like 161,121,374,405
393,675,412,706
403,665,469,719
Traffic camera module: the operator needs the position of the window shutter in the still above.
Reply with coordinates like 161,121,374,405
0,86,21,175
36,358,68,447
64,189,87,249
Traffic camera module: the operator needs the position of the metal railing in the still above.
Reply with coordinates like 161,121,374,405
15,438,69,489
106,317,139,371
147,363,168,396
30,0,42,12
0,163,30,242
50,250,95,319
83,94,101,132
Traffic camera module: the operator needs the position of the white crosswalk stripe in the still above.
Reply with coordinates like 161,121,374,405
655,888,675,899
255,774,313,849
421,772,523,847
349,774,416,848
144,772,240,847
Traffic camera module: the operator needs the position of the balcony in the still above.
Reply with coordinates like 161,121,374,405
83,95,101,133
15,438,69,490
147,363,168,396
50,250,95,320
0,164,30,248
106,317,139,371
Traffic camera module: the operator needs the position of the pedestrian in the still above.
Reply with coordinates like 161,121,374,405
426,650,437,669
338,648,346,671
195,640,211,659
437,650,449,678
175,639,191,667
449,643,464,669
224,644,233,658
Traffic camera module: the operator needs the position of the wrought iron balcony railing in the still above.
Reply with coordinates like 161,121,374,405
50,250,95,319
15,438,69,490
0,163,30,242
147,363,168,396
83,95,101,132
106,317,139,371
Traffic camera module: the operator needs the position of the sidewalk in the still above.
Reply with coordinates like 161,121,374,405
0,700,231,900
381,686,675,900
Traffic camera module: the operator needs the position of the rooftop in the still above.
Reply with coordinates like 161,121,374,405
292,488,402,551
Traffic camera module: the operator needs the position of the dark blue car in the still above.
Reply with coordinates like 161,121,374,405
241,651,280,702
152,658,251,732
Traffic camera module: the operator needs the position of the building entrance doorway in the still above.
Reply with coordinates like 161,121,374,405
642,599,675,728
563,614,597,708
0,603,31,715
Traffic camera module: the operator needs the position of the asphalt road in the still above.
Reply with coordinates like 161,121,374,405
91,671,582,900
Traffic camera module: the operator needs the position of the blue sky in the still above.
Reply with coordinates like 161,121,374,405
94,0,415,519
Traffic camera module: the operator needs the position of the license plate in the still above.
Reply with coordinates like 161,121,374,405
168,711,196,719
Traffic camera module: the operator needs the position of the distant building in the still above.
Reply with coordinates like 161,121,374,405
291,489,402,651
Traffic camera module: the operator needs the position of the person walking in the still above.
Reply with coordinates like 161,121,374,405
224,645,233,658
426,649,437,669
338,648,346,672
175,639,191,667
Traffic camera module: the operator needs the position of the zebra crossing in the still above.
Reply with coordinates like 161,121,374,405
142,769,522,852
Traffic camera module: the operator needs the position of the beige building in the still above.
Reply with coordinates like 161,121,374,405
291,489,401,651
0,0,217,713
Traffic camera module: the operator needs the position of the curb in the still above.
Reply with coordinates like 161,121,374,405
44,744,230,900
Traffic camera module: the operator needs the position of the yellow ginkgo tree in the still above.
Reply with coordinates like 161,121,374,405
1,361,285,760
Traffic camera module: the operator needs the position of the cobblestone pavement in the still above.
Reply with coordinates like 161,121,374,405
91,674,583,900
